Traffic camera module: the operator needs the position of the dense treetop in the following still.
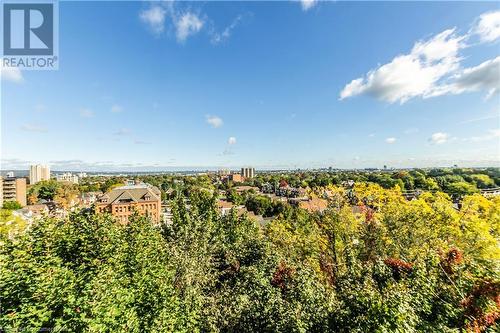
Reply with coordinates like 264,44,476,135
1,179,499,332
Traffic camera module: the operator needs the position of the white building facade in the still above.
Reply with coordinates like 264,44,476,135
56,173,79,184
29,165,51,184
241,167,255,179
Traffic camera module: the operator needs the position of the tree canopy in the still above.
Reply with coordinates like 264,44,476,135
1,182,499,332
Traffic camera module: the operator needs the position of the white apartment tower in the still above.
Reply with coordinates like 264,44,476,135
241,167,255,179
29,165,51,184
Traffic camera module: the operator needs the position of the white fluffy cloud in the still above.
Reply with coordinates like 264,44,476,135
473,11,500,43
385,137,396,144
139,5,167,35
206,115,223,128
1,65,23,83
175,12,204,42
340,29,464,103
301,0,317,11
139,3,244,44
429,132,449,144
340,11,500,104
228,136,237,145
435,56,500,98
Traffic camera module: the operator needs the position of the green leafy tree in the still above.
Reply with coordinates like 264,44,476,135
446,181,478,196
2,200,22,210
1,177,499,333
470,174,495,189
28,180,60,201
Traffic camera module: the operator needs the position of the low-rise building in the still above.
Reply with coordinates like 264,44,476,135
79,192,101,207
95,182,161,224
297,197,328,213
217,199,264,223
16,204,49,218
228,173,243,183
13,204,50,226
217,199,236,216
276,185,307,198
56,172,79,184
234,186,260,193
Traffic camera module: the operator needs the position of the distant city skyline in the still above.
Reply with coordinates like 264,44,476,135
1,162,498,173
1,1,499,170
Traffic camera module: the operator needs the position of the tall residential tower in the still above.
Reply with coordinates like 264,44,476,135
241,167,255,179
29,165,51,184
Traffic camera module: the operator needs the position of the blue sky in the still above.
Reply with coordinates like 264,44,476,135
1,1,499,171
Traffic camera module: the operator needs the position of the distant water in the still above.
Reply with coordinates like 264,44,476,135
0,170,29,177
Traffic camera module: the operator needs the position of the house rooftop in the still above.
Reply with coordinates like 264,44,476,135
116,183,151,190
98,183,161,205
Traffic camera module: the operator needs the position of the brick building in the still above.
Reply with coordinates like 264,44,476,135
95,182,161,224
0,176,27,207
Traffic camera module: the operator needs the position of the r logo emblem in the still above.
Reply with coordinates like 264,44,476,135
3,3,54,56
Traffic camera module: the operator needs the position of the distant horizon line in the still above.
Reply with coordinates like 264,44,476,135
2,165,499,175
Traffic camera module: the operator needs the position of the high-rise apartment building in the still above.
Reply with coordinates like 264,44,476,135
29,165,51,184
0,177,27,207
241,167,255,179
